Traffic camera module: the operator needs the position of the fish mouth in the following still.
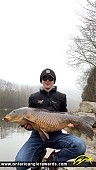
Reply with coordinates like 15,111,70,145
3,116,23,122
3,117,12,122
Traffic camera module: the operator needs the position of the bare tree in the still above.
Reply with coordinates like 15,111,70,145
67,0,96,77
0,79,37,109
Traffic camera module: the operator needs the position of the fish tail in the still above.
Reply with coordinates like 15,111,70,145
82,116,96,126
79,122,94,140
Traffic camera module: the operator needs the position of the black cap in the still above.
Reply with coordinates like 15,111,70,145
40,68,56,83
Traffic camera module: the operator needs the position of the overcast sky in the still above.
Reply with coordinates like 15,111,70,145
0,0,86,89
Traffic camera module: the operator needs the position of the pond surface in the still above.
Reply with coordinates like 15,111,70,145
0,110,96,170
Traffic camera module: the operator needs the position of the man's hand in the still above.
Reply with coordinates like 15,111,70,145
67,123,74,128
23,124,33,131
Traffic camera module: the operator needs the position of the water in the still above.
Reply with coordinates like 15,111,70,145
0,110,31,170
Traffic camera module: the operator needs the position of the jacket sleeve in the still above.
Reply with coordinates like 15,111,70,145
60,94,68,112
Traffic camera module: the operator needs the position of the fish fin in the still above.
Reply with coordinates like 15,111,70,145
64,120,94,140
81,116,96,126
22,117,49,141
76,122,94,140
18,124,25,128
73,118,94,140
18,124,22,128
40,129,49,140
92,121,96,128
19,117,30,126
38,130,49,142
30,122,49,141
31,123,49,142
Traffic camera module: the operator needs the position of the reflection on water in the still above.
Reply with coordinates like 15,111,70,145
0,110,31,162
0,110,30,139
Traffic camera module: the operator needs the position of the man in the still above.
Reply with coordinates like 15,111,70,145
15,68,86,170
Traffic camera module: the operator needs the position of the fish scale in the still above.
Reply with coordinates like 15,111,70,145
28,110,60,131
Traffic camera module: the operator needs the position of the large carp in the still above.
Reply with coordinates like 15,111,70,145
3,107,95,141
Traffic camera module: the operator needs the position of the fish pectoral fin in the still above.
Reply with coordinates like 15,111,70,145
19,117,29,126
18,124,23,128
32,125,49,142
30,122,49,141
39,130,49,142
40,129,49,140
22,117,49,141
31,123,49,142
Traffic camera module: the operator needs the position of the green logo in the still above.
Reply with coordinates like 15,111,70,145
73,154,93,165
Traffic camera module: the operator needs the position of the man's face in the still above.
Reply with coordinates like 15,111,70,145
41,75,54,90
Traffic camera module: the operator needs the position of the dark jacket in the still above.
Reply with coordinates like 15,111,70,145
28,86,68,112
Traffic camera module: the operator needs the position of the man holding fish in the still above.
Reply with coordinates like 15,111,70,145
4,68,87,170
